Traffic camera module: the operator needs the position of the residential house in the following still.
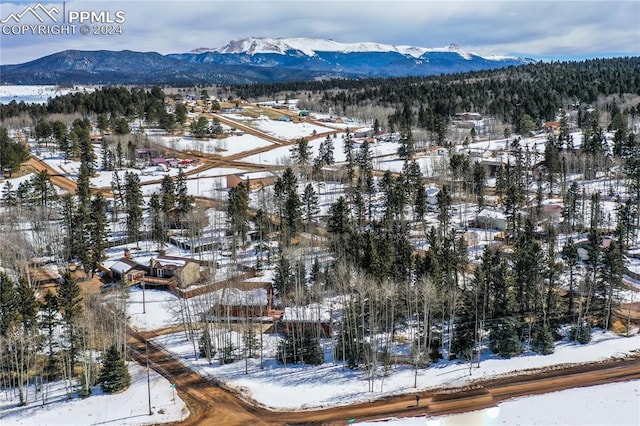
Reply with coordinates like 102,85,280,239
475,208,507,231
543,121,561,135
353,128,375,138
104,258,146,285
226,171,278,190
203,282,275,320
147,255,201,289
278,303,333,337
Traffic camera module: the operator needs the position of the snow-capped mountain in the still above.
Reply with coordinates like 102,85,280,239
170,36,533,78
0,37,534,85
191,37,510,61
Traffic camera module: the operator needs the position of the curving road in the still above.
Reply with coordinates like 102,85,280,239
127,328,640,426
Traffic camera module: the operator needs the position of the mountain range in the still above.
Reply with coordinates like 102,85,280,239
1,37,535,85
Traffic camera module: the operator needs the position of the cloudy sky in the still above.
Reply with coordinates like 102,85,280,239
1,0,638,65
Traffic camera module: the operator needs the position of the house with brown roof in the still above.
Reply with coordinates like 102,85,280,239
203,282,275,320
278,303,334,337
226,172,278,190
147,255,201,289
543,121,560,135
103,258,146,285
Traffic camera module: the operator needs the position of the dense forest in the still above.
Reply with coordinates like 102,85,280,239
239,57,640,134
1,55,639,404
2,57,638,135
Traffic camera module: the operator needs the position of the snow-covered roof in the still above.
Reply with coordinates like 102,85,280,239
477,208,506,220
235,171,277,180
109,259,141,275
154,255,191,268
282,303,332,322
209,287,268,306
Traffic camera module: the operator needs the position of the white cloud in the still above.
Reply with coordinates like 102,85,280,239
1,0,638,65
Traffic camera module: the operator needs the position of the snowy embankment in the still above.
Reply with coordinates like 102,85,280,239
0,363,188,426
360,380,640,426
141,301,640,409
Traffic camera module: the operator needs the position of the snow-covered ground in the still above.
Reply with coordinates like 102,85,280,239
237,132,401,166
249,116,333,140
149,133,275,157
120,288,640,411
153,327,639,410
360,380,640,426
0,363,188,426
0,85,95,104
2,90,639,424
127,286,182,331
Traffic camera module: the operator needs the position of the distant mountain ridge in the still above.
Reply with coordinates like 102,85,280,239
189,37,513,60
1,36,535,85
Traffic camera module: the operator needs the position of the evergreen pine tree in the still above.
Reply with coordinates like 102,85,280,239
124,172,143,245
278,168,301,244
199,328,216,363
175,168,194,226
490,317,524,359
58,270,83,371
562,238,579,318
227,181,250,249
450,286,476,360
87,193,108,277
301,183,319,233
273,255,292,300
40,290,61,378
486,247,523,358
0,271,18,336
531,326,555,355
149,193,166,248
570,322,592,344
290,137,312,177
16,277,38,332
99,344,130,393
277,331,323,365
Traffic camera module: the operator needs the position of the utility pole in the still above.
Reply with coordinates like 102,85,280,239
146,339,152,415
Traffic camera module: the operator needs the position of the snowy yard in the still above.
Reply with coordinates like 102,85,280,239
0,363,188,426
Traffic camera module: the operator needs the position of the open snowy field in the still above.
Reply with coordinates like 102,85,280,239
237,133,402,166
0,363,188,426
149,134,274,157
360,380,640,426
0,85,95,104
249,116,334,140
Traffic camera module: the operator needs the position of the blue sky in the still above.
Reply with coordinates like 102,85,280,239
1,0,638,65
